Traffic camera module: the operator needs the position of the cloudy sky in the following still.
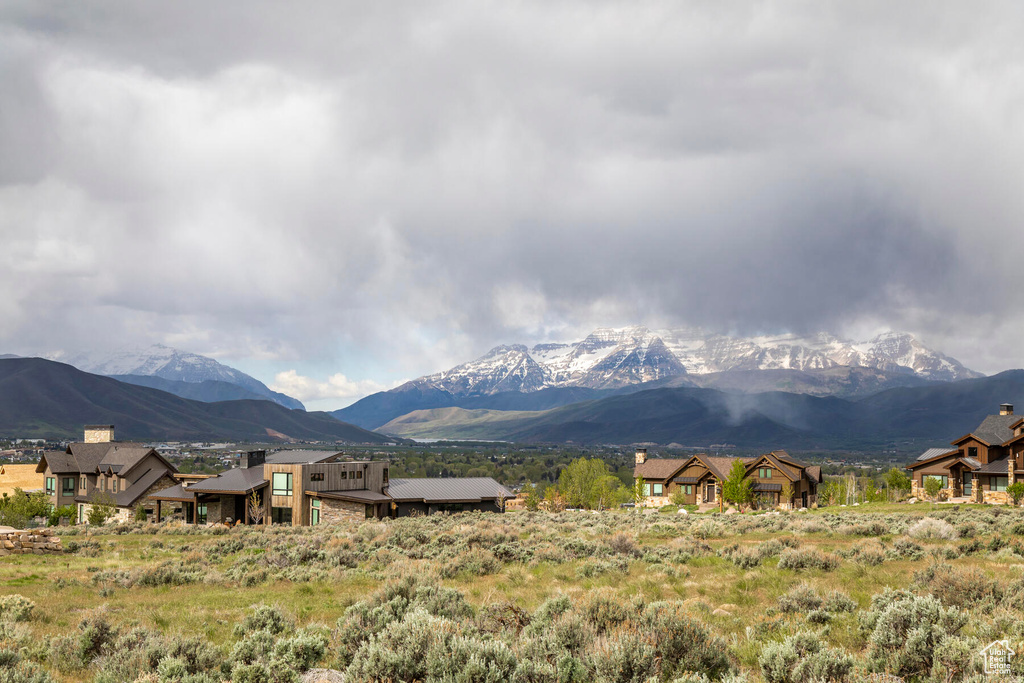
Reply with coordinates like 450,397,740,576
2,1,1024,410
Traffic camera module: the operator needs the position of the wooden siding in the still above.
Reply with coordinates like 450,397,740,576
265,461,389,527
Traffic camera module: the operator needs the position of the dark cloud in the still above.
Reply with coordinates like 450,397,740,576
1,1,1023,407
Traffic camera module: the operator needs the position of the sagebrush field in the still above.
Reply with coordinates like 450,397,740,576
2,504,1024,682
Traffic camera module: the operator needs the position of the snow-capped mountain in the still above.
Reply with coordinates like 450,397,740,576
49,345,305,410
406,327,980,398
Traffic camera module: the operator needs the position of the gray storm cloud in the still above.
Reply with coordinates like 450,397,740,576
1,0,1023,384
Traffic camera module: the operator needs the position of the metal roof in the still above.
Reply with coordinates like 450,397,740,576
752,483,783,492
266,450,342,465
313,489,391,503
917,447,958,462
388,477,513,503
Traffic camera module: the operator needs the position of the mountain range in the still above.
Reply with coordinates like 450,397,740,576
335,327,979,429
378,370,1024,450
0,358,387,443
48,345,305,410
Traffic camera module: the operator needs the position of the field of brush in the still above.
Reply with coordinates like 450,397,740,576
2,504,1024,682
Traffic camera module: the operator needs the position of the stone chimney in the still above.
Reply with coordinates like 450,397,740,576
240,450,266,469
1001,403,1014,416
635,448,647,466
83,425,114,443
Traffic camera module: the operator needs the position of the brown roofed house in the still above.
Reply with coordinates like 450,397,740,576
35,425,178,523
633,448,822,510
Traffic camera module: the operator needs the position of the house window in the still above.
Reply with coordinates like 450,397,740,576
759,468,773,478
356,470,363,480
652,483,663,496
62,477,75,496
100,478,106,492
968,447,978,460
963,473,972,495
310,499,321,525
196,504,207,524
112,478,118,494
383,468,389,483
45,477,55,495
341,471,348,479
643,483,651,496
364,504,374,519
272,472,293,496
681,485,693,495
80,475,86,491
310,472,324,482
991,476,1008,492
923,474,948,488
271,507,292,525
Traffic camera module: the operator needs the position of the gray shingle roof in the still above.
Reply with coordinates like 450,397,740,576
970,414,1019,445
37,450,78,474
266,450,342,465
75,467,172,507
188,467,267,494
388,477,512,503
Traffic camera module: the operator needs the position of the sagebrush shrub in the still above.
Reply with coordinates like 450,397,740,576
859,588,967,678
906,517,957,540
777,548,840,571
759,631,854,683
0,595,35,623
776,584,822,613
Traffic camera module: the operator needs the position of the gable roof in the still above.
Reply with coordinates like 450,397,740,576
953,414,1019,447
751,453,799,481
36,450,78,474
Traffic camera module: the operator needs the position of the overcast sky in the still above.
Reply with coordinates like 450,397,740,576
2,1,1024,410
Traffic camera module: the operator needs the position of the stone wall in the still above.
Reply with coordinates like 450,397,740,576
319,499,365,526
0,529,63,556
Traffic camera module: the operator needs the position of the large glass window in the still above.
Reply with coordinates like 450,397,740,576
62,477,75,496
197,504,207,524
272,472,293,496
992,476,1008,492
272,507,292,525
652,483,663,496
643,483,651,496
923,474,948,488
963,473,972,495
45,477,55,495
968,447,978,460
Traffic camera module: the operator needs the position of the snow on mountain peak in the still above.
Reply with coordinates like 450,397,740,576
407,327,981,397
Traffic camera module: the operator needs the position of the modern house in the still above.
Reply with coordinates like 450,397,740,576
906,403,1023,504
633,448,822,509
151,449,513,526
35,425,178,523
